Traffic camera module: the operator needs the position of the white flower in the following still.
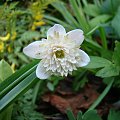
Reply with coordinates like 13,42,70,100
23,24,90,79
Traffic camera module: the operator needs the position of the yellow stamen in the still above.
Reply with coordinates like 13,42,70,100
55,50,64,58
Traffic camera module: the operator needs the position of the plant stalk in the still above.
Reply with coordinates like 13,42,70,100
86,78,114,112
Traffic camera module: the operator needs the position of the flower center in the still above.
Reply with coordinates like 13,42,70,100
55,50,64,58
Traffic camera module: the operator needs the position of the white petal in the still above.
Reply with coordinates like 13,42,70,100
36,62,51,79
76,49,90,67
47,24,66,39
66,29,84,46
23,41,42,59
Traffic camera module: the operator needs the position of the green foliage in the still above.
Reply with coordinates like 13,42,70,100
67,109,120,120
47,82,54,91
0,60,13,120
83,0,120,39
69,0,90,32
67,109,76,120
90,14,111,28
1,0,120,119
83,110,102,120
112,7,120,37
49,0,90,33
73,70,88,91
101,0,120,14
86,41,120,84
96,64,119,78
0,105,13,120
84,4,100,17
0,0,55,69
0,60,39,112
108,109,120,120
19,31,41,43
85,56,111,69
113,42,120,67
12,89,45,120
67,109,102,120
0,71,38,112
0,60,13,82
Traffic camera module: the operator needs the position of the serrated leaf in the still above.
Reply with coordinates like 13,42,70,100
108,109,120,120
0,60,13,82
85,56,111,69
111,7,120,37
96,64,119,78
83,110,102,120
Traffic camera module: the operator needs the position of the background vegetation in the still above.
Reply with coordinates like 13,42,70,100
0,0,120,120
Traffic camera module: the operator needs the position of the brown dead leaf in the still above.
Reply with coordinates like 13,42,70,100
42,84,99,115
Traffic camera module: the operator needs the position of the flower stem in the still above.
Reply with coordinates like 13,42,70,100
32,80,42,104
86,78,114,112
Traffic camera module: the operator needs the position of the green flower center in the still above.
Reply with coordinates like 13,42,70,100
55,50,64,58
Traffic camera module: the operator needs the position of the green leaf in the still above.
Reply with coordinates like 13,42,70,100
32,80,42,104
0,60,13,82
84,4,100,17
85,56,111,69
16,53,29,63
83,110,102,120
85,38,102,48
77,111,82,120
0,105,13,120
0,60,39,99
0,71,38,112
101,0,120,14
67,109,76,120
108,109,120,120
69,0,90,33
0,60,13,120
67,110,102,120
111,7,120,37
44,15,74,30
100,49,113,60
19,31,41,42
47,82,54,91
52,2,79,28
96,64,119,78
113,41,120,66
99,27,107,49
90,14,111,27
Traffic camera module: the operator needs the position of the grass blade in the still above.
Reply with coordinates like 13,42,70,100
0,60,39,98
0,71,39,112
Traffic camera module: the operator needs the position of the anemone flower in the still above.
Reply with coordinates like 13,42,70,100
23,24,90,79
